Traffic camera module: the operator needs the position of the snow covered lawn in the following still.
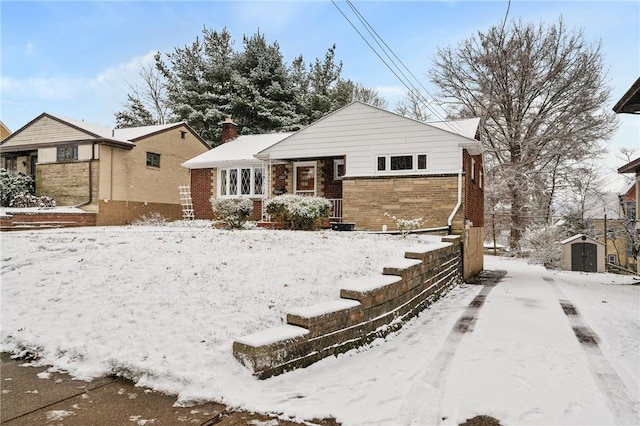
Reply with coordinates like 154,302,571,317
2,224,639,425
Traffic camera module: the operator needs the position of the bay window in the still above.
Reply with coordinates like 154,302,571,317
219,166,264,197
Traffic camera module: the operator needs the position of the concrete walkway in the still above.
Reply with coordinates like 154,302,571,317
0,352,337,425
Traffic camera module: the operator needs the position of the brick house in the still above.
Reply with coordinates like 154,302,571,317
184,102,484,277
0,113,209,225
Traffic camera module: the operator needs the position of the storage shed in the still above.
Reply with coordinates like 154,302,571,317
560,234,605,273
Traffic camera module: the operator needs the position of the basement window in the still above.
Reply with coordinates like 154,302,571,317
146,152,161,168
57,145,78,162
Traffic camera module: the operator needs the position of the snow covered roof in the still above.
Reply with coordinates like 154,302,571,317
427,118,480,140
182,132,294,169
0,113,202,153
560,234,604,245
47,113,186,143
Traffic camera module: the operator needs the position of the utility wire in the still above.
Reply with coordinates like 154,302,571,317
331,0,467,136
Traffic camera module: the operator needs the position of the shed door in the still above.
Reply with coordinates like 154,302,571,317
571,243,597,272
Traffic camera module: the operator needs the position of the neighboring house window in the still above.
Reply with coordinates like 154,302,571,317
626,201,636,221
627,240,634,259
376,154,428,172
608,254,618,265
334,159,345,180
146,152,161,168
180,131,187,139
218,166,263,197
479,170,483,189
57,145,78,162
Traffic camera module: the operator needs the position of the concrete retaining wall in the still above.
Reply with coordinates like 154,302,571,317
233,235,462,378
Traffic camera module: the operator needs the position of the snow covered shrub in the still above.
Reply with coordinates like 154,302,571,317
211,197,253,229
265,195,331,230
384,212,424,236
522,224,564,269
0,169,34,207
132,212,169,226
9,193,56,208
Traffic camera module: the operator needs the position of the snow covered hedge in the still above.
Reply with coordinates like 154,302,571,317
265,195,331,230
1,169,35,207
211,197,253,229
9,193,56,208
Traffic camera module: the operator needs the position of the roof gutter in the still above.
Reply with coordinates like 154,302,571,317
74,143,95,208
447,168,463,234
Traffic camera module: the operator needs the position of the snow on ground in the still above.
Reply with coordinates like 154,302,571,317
2,224,639,425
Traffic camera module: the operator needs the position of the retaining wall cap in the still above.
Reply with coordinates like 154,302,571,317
234,325,309,347
384,258,422,269
339,275,402,292
404,242,452,255
288,299,361,318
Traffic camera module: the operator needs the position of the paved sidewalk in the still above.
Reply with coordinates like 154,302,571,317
0,352,337,425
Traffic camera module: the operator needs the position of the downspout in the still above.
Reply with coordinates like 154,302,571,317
74,143,95,208
447,168,463,234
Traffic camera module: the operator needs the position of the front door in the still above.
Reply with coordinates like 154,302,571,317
294,162,316,196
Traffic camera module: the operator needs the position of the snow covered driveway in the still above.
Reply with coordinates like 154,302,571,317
1,226,638,425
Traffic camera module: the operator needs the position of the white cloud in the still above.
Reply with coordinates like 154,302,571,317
1,75,80,100
89,50,157,94
24,42,35,56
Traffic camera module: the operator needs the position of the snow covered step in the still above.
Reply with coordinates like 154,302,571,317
340,275,403,309
287,299,361,337
233,325,309,374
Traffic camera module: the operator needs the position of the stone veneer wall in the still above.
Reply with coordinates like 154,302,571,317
233,235,462,379
37,161,99,207
342,175,464,232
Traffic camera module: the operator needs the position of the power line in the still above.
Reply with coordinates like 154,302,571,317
331,0,467,135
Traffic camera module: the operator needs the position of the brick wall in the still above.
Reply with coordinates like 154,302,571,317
342,175,465,232
464,150,484,227
191,169,214,219
233,235,462,378
320,158,343,200
1,211,96,231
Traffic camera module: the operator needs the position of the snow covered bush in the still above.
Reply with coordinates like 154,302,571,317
0,169,34,207
522,224,564,269
9,193,56,208
384,212,424,236
265,195,331,230
211,197,253,229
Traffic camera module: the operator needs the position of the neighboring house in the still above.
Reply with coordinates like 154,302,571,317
614,76,640,270
0,113,209,225
584,184,637,271
0,121,11,141
184,101,484,278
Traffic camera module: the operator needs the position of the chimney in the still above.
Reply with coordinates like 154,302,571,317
220,117,238,143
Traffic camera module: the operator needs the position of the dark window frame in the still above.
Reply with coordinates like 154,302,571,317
146,152,161,168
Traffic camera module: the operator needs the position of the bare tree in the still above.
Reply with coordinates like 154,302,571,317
429,17,617,252
394,90,432,122
115,61,170,128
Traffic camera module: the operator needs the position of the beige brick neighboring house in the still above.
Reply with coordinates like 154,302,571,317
0,113,209,225
184,102,485,278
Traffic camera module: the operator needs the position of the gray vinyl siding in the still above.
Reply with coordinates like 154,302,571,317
259,103,467,176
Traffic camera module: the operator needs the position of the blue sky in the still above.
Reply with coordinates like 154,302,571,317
1,1,639,181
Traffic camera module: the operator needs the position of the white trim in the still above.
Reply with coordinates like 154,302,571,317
217,165,265,198
375,153,428,175
334,159,345,180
